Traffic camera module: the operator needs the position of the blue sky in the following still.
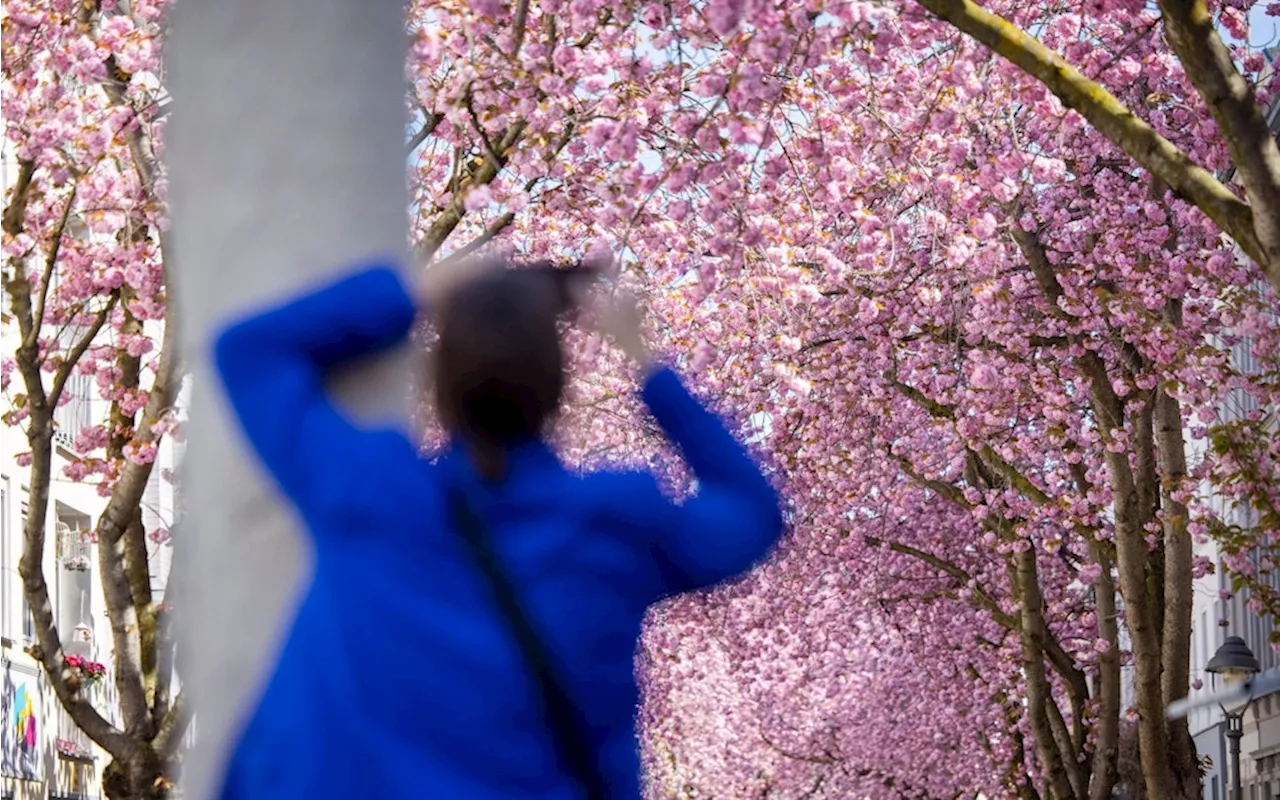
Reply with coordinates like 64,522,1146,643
1246,3,1279,51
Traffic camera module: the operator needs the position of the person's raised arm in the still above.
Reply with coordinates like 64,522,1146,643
584,286,785,591
213,263,420,521
638,365,784,590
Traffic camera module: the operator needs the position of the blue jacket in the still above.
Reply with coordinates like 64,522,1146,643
213,265,783,799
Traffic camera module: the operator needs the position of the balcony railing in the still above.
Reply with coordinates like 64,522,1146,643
56,699,97,764
52,372,93,451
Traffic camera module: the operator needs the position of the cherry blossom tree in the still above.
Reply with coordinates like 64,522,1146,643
916,0,1280,297
906,0,1280,685
415,2,1275,798
3,1,184,797
6,0,1277,798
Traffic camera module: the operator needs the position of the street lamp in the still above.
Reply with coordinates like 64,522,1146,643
1207,635,1262,800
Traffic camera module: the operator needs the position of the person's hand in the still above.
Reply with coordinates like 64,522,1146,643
414,254,500,313
574,280,655,374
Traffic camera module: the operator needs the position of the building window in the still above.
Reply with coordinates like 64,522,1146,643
19,499,34,643
52,371,93,450
1204,611,1210,665
0,477,8,641
56,509,93,645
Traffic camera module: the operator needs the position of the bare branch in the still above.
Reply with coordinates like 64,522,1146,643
407,111,443,155
49,293,118,411
30,184,79,344
154,691,191,760
862,533,1014,629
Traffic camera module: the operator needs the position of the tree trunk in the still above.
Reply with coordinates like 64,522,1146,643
1012,548,1082,800
164,2,411,796
1088,543,1121,800
1156,373,1200,797
1103,395,1186,800
1016,218,1191,799
103,750,168,800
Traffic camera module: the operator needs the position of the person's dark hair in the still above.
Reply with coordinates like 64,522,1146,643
432,259,578,481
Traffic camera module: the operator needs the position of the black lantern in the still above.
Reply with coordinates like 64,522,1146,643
1207,636,1261,800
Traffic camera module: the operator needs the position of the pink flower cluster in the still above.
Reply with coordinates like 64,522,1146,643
65,655,106,681
410,0,1278,792
6,0,1277,793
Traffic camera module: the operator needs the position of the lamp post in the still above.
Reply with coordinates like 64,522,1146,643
1207,635,1262,800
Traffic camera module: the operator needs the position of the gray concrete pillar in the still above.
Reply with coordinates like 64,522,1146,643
165,4,408,797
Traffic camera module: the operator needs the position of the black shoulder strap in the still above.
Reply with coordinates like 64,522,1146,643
445,489,611,800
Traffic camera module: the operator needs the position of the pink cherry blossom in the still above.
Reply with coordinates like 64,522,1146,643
7,0,1278,794
442,1,1274,791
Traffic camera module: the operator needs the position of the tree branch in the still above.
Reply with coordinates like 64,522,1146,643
416,121,526,262
154,691,191,760
1,158,36,237
93,283,176,740
862,533,1015,629
49,293,118,412
100,56,159,194
97,507,152,737
511,0,533,55
151,602,177,725
1010,220,1127,431
97,297,177,547
897,456,971,506
888,374,1055,506
883,456,1088,700
436,211,518,266
2,142,141,763
887,374,956,421
30,184,79,344
1157,0,1280,291
1088,541,1121,800
464,92,506,175
1011,546,1082,800
406,111,443,155
915,0,1272,289
13,348,134,761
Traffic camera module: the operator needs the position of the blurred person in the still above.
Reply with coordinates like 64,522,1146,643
213,256,783,799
